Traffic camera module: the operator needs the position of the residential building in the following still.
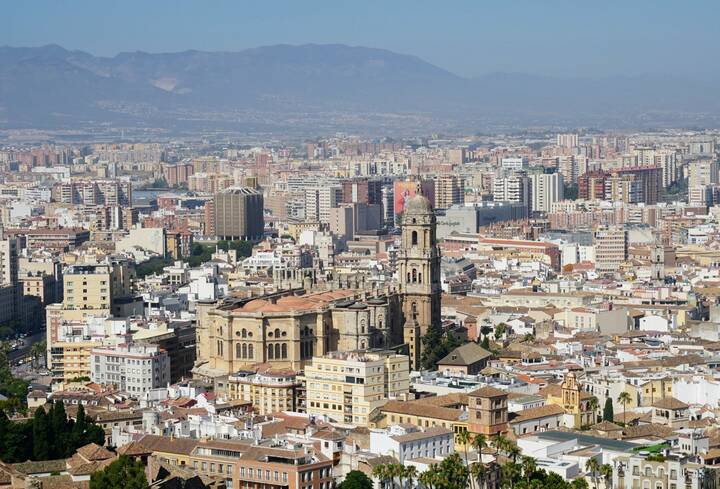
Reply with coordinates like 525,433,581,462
303,350,410,427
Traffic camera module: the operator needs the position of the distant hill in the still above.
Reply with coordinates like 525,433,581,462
0,43,718,131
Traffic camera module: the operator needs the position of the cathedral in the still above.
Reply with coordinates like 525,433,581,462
194,186,440,377
397,191,442,369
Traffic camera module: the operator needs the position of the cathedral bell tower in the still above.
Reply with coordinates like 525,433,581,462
398,187,441,369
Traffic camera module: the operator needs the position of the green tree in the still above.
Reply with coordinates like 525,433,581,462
585,458,600,489
472,433,487,462
420,321,444,370
521,456,537,487
434,453,469,489
373,464,391,489
405,466,418,489
470,462,487,489
617,392,632,425
456,429,472,485
339,471,374,489
33,407,50,460
90,455,148,489
600,464,613,489
603,398,614,422
587,397,599,425
481,336,490,350
494,323,507,340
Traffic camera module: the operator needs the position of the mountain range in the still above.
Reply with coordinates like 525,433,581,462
1,43,719,133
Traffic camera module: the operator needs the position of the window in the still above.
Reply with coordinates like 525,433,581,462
411,230,418,246
268,344,274,360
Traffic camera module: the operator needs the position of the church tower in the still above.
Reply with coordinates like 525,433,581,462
398,187,441,369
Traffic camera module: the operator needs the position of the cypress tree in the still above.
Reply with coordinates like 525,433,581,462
603,397,614,422
33,408,50,460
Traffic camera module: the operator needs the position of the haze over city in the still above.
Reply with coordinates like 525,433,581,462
2,4,720,489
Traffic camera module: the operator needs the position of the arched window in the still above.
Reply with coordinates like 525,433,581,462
275,343,281,359
407,272,411,282
268,344,274,360
418,272,422,283
248,344,254,359
242,343,248,359
236,343,242,359
281,343,288,359
360,340,366,349
241,328,247,338
411,230,418,246
360,319,366,334
412,268,417,282
274,328,281,338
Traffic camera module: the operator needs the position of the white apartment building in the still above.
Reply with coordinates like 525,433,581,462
501,157,528,171
304,185,343,224
369,425,454,463
493,175,530,208
530,173,564,213
91,343,170,396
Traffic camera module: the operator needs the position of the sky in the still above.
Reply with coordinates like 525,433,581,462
4,0,719,79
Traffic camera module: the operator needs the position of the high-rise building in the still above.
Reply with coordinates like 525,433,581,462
398,189,441,370
341,178,383,205
593,225,628,274
163,163,194,187
433,175,464,209
688,158,719,187
303,350,409,426
557,133,579,148
213,187,264,241
501,157,528,171
530,173,564,213
493,175,531,208
304,185,343,224
578,170,607,200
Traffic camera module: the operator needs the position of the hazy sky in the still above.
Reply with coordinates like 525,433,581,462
4,0,719,79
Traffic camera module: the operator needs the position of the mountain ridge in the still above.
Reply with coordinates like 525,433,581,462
1,43,718,131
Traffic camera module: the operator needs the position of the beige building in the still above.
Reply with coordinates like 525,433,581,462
303,350,409,426
194,290,398,377
46,260,135,381
226,367,303,415
434,175,464,209
593,225,628,274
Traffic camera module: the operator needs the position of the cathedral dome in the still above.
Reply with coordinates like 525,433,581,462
404,193,433,215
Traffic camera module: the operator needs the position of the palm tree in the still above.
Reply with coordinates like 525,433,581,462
506,443,521,464
404,466,418,489
393,464,405,489
491,433,506,457
600,464,613,489
617,392,632,425
521,456,537,487
586,458,600,489
472,434,488,463
30,341,46,369
419,467,437,489
456,430,472,487
470,462,486,489
587,397,599,424
373,464,390,489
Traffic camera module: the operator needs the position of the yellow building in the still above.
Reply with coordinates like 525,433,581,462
226,367,302,415
46,260,134,382
541,372,597,429
378,393,471,446
303,350,409,427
